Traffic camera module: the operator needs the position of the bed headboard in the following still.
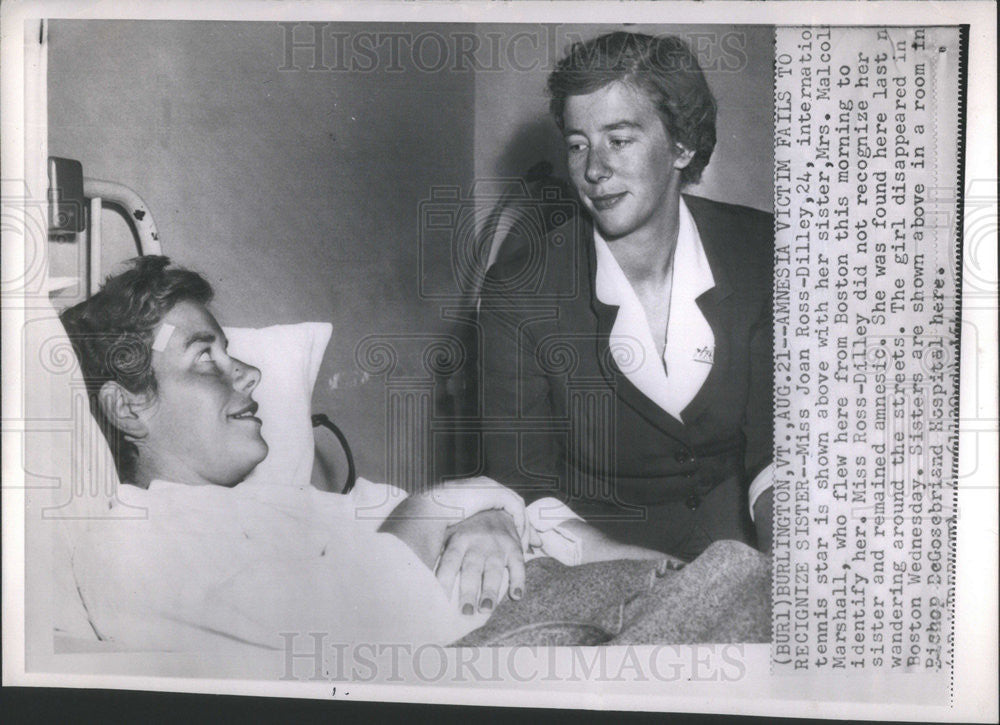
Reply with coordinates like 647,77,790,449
47,156,162,302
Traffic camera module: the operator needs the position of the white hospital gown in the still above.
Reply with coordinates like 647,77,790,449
71,479,508,652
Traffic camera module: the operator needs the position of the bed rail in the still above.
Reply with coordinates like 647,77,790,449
47,157,163,297
81,177,162,295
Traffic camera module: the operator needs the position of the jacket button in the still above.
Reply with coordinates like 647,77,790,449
675,449,693,464
685,494,701,510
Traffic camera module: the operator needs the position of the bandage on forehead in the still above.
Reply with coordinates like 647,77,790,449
151,322,176,352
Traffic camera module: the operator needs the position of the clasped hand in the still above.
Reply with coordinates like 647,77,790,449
437,508,525,615
377,477,525,615
379,477,682,616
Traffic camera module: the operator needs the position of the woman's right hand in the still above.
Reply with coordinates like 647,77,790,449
553,519,686,568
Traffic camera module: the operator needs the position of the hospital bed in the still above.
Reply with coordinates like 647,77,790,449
39,157,361,652
31,156,773,657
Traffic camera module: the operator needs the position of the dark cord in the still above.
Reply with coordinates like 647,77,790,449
311,414,357,494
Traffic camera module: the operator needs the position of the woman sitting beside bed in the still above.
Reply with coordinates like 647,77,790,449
58,256,769,653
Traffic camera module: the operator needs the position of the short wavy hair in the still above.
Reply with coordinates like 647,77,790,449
547,31,717,185
59,256,213,483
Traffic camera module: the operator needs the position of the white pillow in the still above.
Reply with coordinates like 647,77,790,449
29,306,120,643
40,314,330,644
225,322,332,489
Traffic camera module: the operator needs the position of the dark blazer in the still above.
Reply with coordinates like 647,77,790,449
478,194,774,558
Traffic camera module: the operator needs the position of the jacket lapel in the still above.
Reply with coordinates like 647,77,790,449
581,215,693,445
681,195,734,424
586,215,621,383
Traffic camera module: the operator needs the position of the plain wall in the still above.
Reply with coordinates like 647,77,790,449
48,20,477,483
474,24,775,213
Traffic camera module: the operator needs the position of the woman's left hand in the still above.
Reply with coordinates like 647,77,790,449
435,509,526,615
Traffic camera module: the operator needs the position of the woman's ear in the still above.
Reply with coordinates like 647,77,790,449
97,381,152,439
673,143,695,170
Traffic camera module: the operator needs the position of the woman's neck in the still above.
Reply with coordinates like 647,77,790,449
607,204,680,290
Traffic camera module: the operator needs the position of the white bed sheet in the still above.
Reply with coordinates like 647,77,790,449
69,477,490,653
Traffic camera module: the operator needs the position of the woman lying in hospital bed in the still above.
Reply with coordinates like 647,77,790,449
54,256,769,653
